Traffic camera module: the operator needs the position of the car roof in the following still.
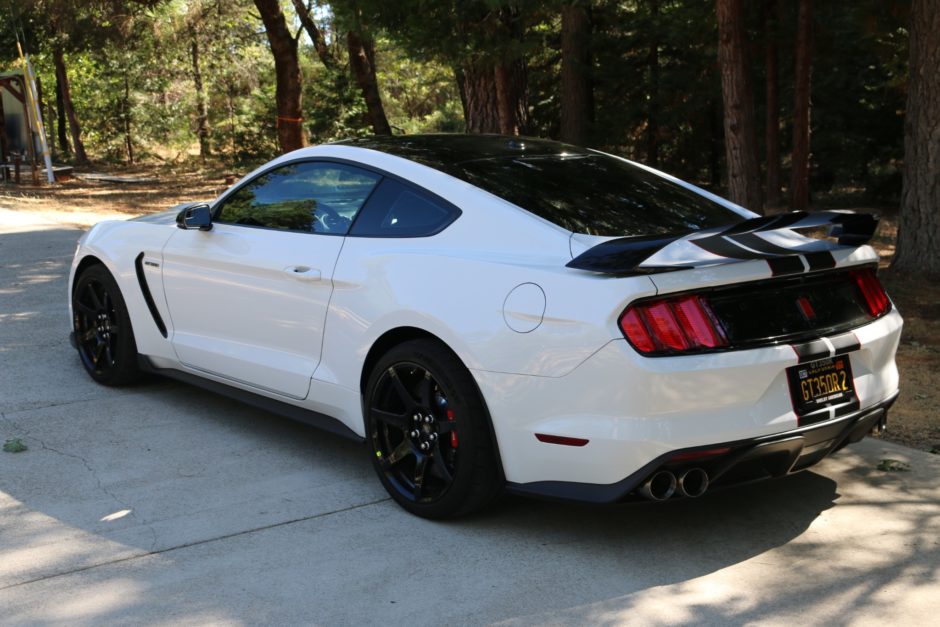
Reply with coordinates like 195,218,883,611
334,134,590,171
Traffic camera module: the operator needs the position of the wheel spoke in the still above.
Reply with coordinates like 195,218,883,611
429,442,454,483
413,453,429,498
371,407,409,431
80,328,97,343
381,438,413,469
388,369,417,410
86,283,103,310
104,343,114,367
417,374,432,407
93,342,106,365
75,301,96,316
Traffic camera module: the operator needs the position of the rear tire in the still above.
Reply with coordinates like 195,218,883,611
365,339,502,518
72,264,143,386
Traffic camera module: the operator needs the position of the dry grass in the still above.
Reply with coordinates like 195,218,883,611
1,166,936,453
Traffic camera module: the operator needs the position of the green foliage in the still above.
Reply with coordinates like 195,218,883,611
3,439,27,453
0,0,910,206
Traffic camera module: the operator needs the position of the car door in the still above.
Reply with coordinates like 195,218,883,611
161,160,381,399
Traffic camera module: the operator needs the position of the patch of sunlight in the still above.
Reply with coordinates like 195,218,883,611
100,509,133,522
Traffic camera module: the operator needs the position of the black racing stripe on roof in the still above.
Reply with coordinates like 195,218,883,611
337,134,589,168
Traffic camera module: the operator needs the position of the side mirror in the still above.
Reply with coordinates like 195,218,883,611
176,203,213,231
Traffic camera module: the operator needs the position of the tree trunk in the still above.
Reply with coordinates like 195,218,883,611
494,60,527,135
716,0,762,213
292,0,337,70
346,30,392,135
764,0,781,208
493,7,527,136
123,72,134,164
55,75,70,157
456,65,501,133
52,45,88,165
893,0,940,275
790,0,813,210
254,0,305,153
647,0,660,166
191,35,211,158
559,2,592,146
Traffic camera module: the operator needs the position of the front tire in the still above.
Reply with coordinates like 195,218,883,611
72,264,142,386
365,339,502,518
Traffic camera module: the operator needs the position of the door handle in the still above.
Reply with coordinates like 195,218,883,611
284,266,322,282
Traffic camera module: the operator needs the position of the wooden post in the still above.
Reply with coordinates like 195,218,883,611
0,87,8,165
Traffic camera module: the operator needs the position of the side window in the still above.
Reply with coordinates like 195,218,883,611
216,162,380,235
350,178,460,237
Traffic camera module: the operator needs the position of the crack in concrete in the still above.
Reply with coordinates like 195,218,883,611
0,496,391,591
0,415,161,552
1,392,133,416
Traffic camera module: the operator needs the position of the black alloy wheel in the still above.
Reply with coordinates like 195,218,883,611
72,264,141,386
366,339,501,518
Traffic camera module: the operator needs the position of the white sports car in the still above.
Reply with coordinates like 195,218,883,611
69,135,901,518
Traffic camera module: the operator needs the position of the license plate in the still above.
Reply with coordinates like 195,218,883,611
787,356,857,419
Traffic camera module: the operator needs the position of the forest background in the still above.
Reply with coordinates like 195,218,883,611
1,0,938,451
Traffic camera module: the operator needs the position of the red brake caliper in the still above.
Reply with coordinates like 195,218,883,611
447,409,458,448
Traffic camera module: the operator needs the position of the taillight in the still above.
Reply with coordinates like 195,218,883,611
850,268,890,317
619,294,728,355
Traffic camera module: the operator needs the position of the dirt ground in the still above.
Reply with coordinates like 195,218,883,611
1,165,936,454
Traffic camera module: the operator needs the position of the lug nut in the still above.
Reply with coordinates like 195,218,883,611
420,442,429,451
410,430,420,438
423,416,433,424
428,433,437,441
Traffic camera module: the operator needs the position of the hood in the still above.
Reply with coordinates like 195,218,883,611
130,202,206,226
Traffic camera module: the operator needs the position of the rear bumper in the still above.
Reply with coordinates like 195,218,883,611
507,390,898,503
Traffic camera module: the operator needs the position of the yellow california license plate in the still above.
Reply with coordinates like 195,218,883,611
787,356,857,419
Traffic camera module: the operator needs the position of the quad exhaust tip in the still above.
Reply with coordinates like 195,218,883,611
639,470,677,501
677,468,709,498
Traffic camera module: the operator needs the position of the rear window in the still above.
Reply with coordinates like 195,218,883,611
350,178,459,237
436,153,740,237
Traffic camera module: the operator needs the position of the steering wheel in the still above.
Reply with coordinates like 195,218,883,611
315,203,350,233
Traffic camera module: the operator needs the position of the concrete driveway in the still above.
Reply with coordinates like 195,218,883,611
1,207,939,625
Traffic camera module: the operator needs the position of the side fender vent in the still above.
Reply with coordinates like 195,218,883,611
134,252,168,338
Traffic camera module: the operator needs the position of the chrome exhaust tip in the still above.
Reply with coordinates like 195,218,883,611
639,470,677,501
677,468,709,498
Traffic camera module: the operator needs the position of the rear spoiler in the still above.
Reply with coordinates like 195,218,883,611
566,210,879,277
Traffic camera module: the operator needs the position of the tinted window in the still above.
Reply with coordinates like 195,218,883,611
434,154,739,237
350,178,459,237
216,162,380,234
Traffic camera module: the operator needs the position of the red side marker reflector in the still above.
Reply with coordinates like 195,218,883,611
669,447,731,462
535,433,589,447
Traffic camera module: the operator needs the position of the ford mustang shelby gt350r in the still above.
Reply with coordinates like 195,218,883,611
69,135,901,518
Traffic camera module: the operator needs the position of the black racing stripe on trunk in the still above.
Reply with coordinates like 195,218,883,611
833,397,861,418
792,339,830,363
691,236,769,260
798,407,832,427
730,232,799,256
829,332,861,355
804,251,836,271
767,256,806,276
134,252,168,338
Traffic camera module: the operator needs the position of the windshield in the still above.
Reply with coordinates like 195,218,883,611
438,153,740,237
